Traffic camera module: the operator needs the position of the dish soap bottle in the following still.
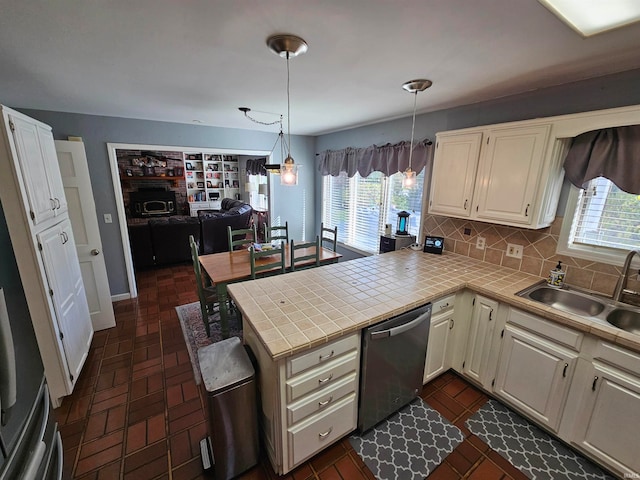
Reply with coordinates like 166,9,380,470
547,261,566,288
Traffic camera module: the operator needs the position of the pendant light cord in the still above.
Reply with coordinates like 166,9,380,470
408,90,418,170
286,52,292,161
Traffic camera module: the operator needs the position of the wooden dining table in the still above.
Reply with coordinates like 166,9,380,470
199,243,342,338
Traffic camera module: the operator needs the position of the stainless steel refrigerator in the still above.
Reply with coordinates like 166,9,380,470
0,207,61,480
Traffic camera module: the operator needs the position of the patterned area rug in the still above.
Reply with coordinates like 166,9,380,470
175,302,242,384
349,398,464,480
466,399,615,480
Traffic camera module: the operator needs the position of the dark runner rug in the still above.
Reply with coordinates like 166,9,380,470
175,302,242,384
349,398,464,480
466,399,615,480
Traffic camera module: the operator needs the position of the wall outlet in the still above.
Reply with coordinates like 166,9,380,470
476,236,486,250
104,213,112,224
506,243,523,259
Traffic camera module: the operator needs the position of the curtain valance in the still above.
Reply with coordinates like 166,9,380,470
246,157,267,176
564,125,640,194
318,140,433,177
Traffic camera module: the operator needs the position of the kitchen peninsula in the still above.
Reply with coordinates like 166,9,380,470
227,250,640,477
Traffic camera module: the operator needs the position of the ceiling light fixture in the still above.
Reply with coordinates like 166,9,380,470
538,0,640,37
401,79,432,188
267,34,308,186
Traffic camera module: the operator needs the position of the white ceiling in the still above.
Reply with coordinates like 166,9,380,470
1,0,639,136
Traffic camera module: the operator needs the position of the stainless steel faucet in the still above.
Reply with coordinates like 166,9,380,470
613,250,640,302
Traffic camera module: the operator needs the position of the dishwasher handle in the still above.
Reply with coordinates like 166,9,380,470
370,309,431,340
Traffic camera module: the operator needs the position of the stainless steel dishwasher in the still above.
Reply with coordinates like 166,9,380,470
358,303,431,432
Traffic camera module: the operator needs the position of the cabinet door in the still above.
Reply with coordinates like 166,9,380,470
463,295,498,386
474,125,550,224
428,133,482,217
572,364,640,475
38,219,93,385
9,115,57,225
494,324,577,431
38,126,67,215
424,312,454,383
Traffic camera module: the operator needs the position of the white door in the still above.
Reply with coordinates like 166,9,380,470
474,125,550,224
55,140,115,331
494,325,577,431
463,295,498,386
424,313,454,384
428,132,482,217
572,363,640,475
38,219,93,385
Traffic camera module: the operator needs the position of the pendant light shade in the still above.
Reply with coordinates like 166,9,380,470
401,79,432,188
267,34,308,186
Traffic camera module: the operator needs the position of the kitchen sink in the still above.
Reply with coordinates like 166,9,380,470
526,286,606,317
606,309,640,335
517,281,640,336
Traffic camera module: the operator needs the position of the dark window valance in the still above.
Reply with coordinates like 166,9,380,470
246,157,267,176
564,125,640,194
318,140,433,177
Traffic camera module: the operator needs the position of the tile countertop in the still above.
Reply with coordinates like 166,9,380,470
227,250,640,361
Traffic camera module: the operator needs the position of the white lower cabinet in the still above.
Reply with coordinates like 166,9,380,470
462,295,498,387
424,294,455,383
494,322,578,431
569,342,640,476
242,326,360,475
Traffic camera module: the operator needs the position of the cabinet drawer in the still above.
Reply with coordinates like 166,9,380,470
287,393,357,467
286,350,358,402
593,341,640,375
287,372,357,426
286,332,359,378
432,295,455,314
508,308,583,351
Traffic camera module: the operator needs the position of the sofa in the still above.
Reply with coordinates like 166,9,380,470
127,198,253,268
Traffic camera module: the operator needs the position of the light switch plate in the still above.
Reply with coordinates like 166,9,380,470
506,243,523,259
104,213,112,224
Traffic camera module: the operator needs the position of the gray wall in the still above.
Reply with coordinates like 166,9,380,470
313,68,640,237
13,111,315,295
6,67,640,296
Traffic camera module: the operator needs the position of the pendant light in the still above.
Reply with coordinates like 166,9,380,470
267,34,308,186
401,79,432,188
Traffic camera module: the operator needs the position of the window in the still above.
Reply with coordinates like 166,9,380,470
322,170,424,253
558,177,640,264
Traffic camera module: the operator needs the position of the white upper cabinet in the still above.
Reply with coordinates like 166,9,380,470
474,125,550,224
8,114,67,227
428,133,482,217
429,120,563,229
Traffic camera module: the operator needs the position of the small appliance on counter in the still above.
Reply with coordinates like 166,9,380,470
379,234,416,253
423,235,444,254
547,261,566,288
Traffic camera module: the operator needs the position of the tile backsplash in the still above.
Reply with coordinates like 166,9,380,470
422,214,640,303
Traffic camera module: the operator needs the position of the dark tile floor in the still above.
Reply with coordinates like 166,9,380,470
55,264,529,479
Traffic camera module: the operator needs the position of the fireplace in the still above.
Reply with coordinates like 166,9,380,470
129,189,177,217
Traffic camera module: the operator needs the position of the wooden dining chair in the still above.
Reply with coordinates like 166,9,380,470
250,241,286,279
189,235,218,336
320,223,338,252
264,221,289,244
290,236,321,271
227,224,257,251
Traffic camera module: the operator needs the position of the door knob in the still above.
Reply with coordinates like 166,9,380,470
90,249,100,256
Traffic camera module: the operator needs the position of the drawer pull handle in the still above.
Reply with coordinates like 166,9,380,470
592,376,599,391
318,396,333,408
440,303,449,310
319,350,334,361
318,374,333,385
562,363,568,378
449,319,454,330
318,427,333,439
464,199,468,210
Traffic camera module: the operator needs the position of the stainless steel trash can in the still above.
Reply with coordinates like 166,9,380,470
198,337,259,480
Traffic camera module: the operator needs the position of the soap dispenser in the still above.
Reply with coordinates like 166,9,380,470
548,261,566,288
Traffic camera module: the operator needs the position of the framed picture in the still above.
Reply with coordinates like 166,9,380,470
206,180,214,188
185,162,193,170
196,181,205,189
206,172,213,179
